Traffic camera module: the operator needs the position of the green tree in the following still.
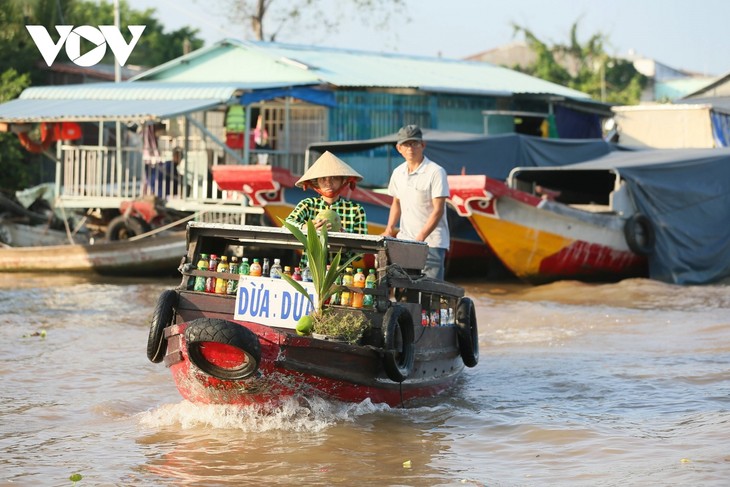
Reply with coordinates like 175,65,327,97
512,21,646,105
0,0,205,193
223,0,407,42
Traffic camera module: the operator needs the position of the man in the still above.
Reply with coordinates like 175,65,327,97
146,147,184,198
383,124,450,280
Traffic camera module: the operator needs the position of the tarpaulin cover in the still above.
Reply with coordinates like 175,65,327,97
308,131,624,180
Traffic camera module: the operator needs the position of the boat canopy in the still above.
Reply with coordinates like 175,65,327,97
307,131,624,180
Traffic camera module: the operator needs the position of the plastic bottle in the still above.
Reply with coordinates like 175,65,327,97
205,254,219,292
283,265,292,277
262,258,270,277
292,267,302,281
352,268,366,308
239,257,250,276
270,258,283,279
301,262,312,282
250,258,262,277
340,267,354,307
227,256,239,295
363,268,376,308
193,253,209,291
214,256,229,294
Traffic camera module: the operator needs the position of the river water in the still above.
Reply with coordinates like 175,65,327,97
1,273,728,486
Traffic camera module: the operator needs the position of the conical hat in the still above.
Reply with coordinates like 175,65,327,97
295,151,363,188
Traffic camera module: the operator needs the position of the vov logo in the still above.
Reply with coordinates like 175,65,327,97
26,25,145,67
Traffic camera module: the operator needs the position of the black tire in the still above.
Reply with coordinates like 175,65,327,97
624,213,655,255
106,215,151,241
184,318,261,380
382,305,415,383
455,297,479,368
147,290,178,363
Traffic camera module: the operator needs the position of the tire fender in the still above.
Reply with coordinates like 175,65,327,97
147,290,178,363
455,297,479,368
184,318,261,380
624,213,655,255
106,215,151,241
382,305,415,383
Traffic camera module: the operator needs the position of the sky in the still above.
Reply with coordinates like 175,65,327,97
125,0,729,76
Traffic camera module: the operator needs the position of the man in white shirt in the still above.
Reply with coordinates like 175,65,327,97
383,124,450,280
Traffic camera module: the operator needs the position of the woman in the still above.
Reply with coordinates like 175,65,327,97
286,151,367,234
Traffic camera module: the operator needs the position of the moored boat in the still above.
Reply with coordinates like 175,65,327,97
146,222,479,407
448,173,652,283
0,230,186,275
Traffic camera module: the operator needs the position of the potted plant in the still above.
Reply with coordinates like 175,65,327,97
279,218,367,343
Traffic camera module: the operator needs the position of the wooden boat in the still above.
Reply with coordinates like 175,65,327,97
448,173,653,283
210,164,494,277
146,222,479,407
0,231,186,275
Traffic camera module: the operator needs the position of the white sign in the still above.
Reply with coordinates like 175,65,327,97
26,25,145,67
234,276,316,329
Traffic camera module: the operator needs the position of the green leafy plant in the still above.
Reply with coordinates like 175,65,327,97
313,310,369,343
279,218,362,323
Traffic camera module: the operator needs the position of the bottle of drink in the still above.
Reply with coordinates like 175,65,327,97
205,254,219,292
262,258,270,277
363,268,377,308
193,253,209,291
214,255,229,294
239,257,250,276
292,267,302,281
340,267,354,307
227,256,239,295
250,258,262,277
301,262,312,282
270,258,283,279
352,268,366,308
283,265,292,277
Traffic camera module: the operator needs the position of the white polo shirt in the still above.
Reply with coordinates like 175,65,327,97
388,156,450,250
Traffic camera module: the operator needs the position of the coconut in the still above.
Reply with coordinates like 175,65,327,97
314,209,342,232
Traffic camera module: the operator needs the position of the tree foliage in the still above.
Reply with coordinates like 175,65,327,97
512,21,646,105
0,0,205,194
223,0,407,43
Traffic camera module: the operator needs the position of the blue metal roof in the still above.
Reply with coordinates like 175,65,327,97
134,39,591,100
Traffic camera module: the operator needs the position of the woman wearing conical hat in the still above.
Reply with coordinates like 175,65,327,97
285,151,368,234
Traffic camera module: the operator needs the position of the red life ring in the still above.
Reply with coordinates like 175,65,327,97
17,122,55,153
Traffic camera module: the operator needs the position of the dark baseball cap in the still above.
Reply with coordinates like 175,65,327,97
397,124,423,144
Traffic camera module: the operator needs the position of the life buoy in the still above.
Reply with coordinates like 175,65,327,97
381,305,415,383
147,290,178,363
17,123,55,153
184,318,261,380
106,215,151,241
624,213,655,255
455,297,479,368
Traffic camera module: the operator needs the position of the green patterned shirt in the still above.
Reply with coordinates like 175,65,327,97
285,197,368,235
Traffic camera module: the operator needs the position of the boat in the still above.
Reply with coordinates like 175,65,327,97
146,222,479,407
210,164,494,277
0,231,186,275
448,146,730,284
447,172,652,283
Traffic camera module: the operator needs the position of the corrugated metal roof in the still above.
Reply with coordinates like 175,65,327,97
134,39,591,100
0,81,314,123
0,98,226,123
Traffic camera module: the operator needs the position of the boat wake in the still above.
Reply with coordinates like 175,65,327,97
138,396,392,433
